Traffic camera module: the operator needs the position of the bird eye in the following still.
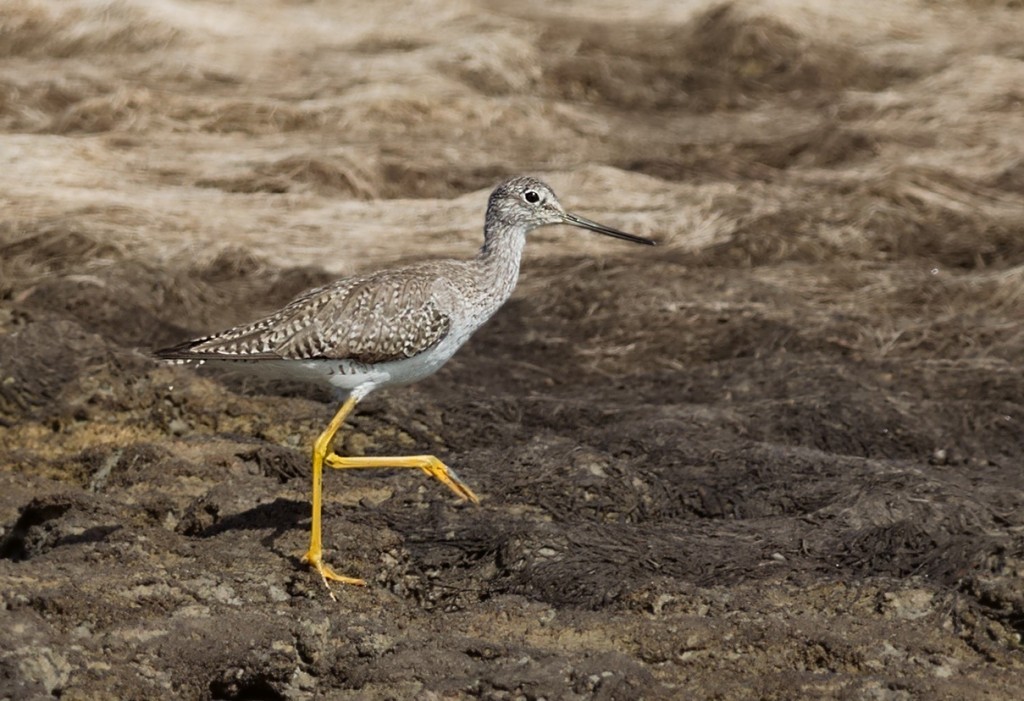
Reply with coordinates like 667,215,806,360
523,190,541,204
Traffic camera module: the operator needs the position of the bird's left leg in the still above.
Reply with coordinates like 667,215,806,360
301,394,366,593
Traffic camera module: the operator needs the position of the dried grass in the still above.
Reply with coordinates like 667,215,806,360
0,0,179,59
539,2,899,111
0,0,1021,359
196,152,380,199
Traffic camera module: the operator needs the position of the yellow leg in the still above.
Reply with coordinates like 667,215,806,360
300,395,481,598
301,395,366,595
324,454,480,504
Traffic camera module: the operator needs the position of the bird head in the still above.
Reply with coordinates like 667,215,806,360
485,176,656,246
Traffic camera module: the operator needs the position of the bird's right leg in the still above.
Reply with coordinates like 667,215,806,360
323,454,479,503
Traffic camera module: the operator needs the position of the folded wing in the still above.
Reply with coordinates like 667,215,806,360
155,270,451,365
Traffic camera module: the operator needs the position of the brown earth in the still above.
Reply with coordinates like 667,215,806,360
1,0,1023,699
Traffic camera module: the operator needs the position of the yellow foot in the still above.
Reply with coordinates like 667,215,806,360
416,457,480,504
302,549,365,600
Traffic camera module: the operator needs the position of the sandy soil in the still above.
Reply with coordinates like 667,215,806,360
1,0,1023,698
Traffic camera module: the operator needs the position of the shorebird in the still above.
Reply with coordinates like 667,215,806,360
157,176,655,595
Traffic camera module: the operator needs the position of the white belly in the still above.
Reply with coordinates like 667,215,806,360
240,336,461,400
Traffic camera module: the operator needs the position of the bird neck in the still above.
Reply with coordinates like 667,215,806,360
477,225,527,296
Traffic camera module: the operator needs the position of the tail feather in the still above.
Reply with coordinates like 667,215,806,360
154,336,282,361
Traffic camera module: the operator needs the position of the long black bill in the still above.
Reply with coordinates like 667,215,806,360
562,212,657,246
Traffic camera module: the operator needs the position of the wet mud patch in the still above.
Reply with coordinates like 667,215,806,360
4,251,1024,698
4,220,1024,701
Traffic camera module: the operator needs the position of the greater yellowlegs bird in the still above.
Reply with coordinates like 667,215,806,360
157,176,655,595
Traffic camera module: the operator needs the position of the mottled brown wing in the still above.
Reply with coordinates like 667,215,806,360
156,269,451,364
276,271,452,363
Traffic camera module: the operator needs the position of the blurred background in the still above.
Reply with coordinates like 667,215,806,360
1,1,1022,698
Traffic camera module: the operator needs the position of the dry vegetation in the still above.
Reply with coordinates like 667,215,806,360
1,0,1023,699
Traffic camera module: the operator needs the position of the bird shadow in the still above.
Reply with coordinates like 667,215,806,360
183,497,387,572
191,497,305,547
179,497,310,572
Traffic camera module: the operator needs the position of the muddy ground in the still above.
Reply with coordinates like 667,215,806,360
1,0,1023,699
